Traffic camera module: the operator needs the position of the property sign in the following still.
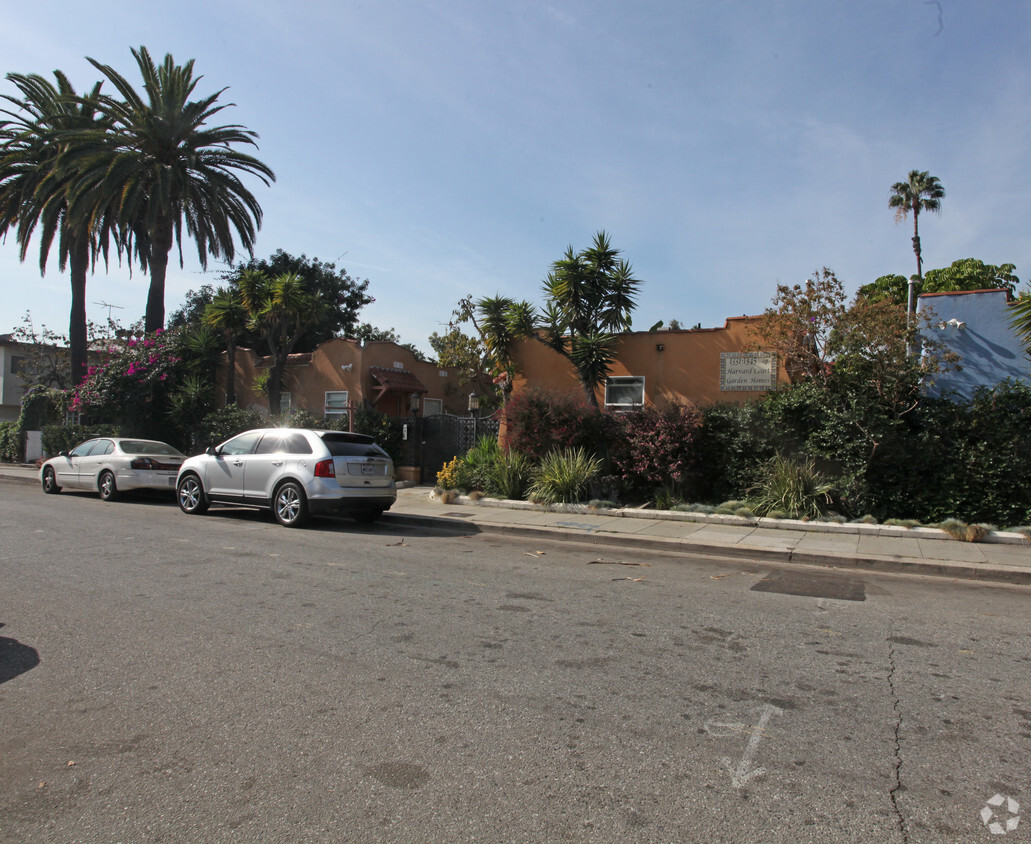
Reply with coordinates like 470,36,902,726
720,352,776,391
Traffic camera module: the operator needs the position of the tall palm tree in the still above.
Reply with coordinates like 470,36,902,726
0,71,115,385
202,286,248,405
889,169,945,316
69,46,275,333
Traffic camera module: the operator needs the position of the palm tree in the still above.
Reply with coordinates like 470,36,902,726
1010,293,1031,357
203,286,248,405
238,269,325,415
69,46,275,333
475,295,536,388
540,231,641,408
0,71,115,385
889,170,945,316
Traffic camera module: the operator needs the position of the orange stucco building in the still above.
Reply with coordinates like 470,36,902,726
509,317,789,408
218,338,477,421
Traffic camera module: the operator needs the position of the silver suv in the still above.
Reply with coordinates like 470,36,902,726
176,428,396,527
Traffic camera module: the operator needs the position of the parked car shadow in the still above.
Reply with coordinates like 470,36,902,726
185,506,483,538
55,489,179,505
0,624,40,684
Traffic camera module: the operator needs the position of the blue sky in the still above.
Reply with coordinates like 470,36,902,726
3,1,1030,355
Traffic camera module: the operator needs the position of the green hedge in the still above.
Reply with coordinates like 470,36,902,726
692,379,1031,528
40,424,122,457
0,421,22,463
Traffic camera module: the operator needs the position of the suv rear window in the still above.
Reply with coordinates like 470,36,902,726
321,433,387,458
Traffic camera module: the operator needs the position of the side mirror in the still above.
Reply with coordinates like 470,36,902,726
59,451,70,458
206,446,218,456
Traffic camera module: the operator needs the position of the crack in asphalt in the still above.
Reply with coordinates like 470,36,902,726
886,637,909,843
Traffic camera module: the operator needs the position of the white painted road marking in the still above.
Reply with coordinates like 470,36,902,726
717,704,784,788
981,794,1020,835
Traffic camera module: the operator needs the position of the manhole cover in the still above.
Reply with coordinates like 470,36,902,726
442,511,475,518
751,571,866,601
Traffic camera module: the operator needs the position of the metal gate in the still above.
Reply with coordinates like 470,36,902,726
394,414,500,482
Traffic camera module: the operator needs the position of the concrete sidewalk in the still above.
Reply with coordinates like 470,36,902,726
384,487,1031,586
3,463,1028,585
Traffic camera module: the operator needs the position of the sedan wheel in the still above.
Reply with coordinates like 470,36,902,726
42,467,61,495
98,471,118,502
177,474,210,515
273,481,309,527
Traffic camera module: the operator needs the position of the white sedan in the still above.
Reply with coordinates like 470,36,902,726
40,437,187,501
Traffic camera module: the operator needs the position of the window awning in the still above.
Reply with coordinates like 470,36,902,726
369,366,428,405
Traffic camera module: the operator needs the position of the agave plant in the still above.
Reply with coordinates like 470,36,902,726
527,447,602,505
749,453,835,520
485,449,533,500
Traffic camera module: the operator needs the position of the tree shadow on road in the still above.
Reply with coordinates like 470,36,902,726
0,623,40,684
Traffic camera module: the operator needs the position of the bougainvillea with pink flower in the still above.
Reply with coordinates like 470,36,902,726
71,328,187,433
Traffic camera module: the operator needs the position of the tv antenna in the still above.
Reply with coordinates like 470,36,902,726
93,300,124,322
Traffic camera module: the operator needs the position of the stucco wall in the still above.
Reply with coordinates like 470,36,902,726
218,338,473,418
509,317,789,408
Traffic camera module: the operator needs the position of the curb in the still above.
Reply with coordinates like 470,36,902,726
383,512,1031,587
0,471,39,487
442,492,1031,545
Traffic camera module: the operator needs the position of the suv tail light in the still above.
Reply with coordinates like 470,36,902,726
314,458,336,478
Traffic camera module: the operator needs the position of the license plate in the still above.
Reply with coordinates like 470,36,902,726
361,465,377,475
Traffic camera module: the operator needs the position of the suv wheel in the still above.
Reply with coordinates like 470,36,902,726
177,474,210,515
273,481,309,527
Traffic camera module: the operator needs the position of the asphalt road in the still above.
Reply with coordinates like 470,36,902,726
2,483,1029,843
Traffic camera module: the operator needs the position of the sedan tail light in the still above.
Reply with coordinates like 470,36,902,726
314,458,336,478
131,457,182,470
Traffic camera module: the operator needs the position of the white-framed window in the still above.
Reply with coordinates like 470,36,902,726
422,397,443,417
324,390,349,421
279,391,292,414
604,376,645,408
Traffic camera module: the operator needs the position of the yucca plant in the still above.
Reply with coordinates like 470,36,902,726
527,447,602,505
749,453,835,520
485,449,533,500
462,435,501,491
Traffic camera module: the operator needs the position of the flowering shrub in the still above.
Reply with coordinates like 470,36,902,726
502,388,615,461
609,402,702,496
72,330,184,417
436,456,463,490
68,328,201,442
